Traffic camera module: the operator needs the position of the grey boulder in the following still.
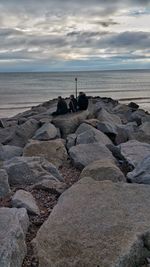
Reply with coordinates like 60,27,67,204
33,179,150,267
3,119,39,147
3,156,63,186
75,123,112,145
69,143,115,170
118,140,150,167
0,207,29,267
52,110,89,138
127,155,150,184
12,190,40,215
96,108,122,125
80,159,125,182
33,179,67,194
33,122,57,141
23,139,68,168
0,144,23,161
0,169,11,197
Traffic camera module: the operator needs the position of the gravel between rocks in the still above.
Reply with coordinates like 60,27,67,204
0,163,81,267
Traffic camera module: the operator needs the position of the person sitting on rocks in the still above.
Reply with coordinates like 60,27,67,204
77,92,89,110
69,95,78,113
52,96,68,116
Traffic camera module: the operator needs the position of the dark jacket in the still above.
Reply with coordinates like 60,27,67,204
57,99,68,115
78,94,88,110
69,98,78,112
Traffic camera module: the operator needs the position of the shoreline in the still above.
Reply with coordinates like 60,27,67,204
0,95,150,120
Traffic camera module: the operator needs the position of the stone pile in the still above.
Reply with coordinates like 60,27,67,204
0,96,150,267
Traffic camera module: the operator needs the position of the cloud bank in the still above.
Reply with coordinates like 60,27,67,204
0,0,149,71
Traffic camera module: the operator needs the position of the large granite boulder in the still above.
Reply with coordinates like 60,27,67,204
3,156,63,186
128,109,149,125
69,143,115,170
96,108,122,125
0,207,29,267
33,179,150,267
80,159,125,182
127,155,150,184
23,139,68,167
0,169,11,197
2,119,39,147
96,121,117,136
52,110,89,138
76,128,112,146
33,122,57,141
12,190,40,215
115,122,137,145
76,123,112,146
130,121,150,144
118,140,150,167
0,144,23,161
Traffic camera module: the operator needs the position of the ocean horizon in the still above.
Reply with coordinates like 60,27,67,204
0,69,150,118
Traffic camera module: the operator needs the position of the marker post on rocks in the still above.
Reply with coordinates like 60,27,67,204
75,77,78,99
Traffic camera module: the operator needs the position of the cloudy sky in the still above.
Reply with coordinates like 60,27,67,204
0,0,150,72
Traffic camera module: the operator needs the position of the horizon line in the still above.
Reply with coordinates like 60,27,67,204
0,67,150,74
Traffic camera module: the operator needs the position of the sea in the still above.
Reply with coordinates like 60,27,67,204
0,69,150,118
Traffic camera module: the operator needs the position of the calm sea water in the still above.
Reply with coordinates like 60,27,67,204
0,70,150,118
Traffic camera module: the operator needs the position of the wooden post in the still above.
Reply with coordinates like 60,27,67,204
75,77,78,99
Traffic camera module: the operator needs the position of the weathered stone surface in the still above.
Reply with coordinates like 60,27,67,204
115,123,137,145
33,122,57,141
139,121,150,136
66,134,76,150
33,179,150,267
127,156,150,184
69,143,115,170
33,179,67,194
23,139,68,168
12,190,40,215
76,128,112,145
52,110,89,138
131,121,150,144
96,108,122,125
0,169,11,197
0,144,23,160
83,119,99,128
97,121,117,135
118,140,150,167
2,119,39,147
128,109,148,125
0,207,29,267
75,122,94,135
4,156,63,186
80,159,125,182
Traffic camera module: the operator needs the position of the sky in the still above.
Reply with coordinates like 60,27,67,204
0,0,150,72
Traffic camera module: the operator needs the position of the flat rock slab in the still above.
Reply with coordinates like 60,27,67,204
12,190,40,215
23,139,68,168
33,179,150,267
80,159,125,182
69,143,115,170
118,140,150,167
0,207,29,267
4,156,63,186
0,169,11,197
